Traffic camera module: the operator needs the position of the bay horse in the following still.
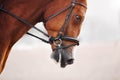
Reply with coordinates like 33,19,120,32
0,0,87,73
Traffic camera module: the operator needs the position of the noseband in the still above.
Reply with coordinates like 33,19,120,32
0,0,87,50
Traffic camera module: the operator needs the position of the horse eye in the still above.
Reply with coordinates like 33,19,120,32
75,15,82,22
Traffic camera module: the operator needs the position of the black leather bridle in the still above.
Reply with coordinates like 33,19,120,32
0,0,87,50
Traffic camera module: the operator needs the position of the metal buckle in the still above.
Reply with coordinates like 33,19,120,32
53,39,62,47
71,3,75,7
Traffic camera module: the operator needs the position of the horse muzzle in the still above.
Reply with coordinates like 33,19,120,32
51,48,74,68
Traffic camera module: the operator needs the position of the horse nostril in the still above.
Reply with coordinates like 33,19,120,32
67,58,74,64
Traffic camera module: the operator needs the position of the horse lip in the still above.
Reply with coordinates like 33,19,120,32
67,58,74,64
61,62,67,68
60,57,74,68
60,59,74,68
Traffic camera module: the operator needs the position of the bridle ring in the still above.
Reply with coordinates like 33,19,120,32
53,39,62,46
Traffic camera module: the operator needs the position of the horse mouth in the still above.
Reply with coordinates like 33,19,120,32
60,58,74,68
51,49,74,68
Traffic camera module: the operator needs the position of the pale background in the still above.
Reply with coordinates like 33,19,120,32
0,0,120,80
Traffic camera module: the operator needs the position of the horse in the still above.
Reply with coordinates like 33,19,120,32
0,0,87,73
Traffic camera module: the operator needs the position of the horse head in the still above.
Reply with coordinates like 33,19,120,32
44,0,87,67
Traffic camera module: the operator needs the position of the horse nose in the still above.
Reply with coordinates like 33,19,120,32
67,58,74,64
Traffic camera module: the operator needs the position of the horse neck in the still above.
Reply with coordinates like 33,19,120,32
0,0,53,44
3,0,54,23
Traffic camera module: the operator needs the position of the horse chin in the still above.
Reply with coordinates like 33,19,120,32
51,48,74,68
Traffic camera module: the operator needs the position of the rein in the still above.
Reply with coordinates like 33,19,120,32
0,0,87,50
